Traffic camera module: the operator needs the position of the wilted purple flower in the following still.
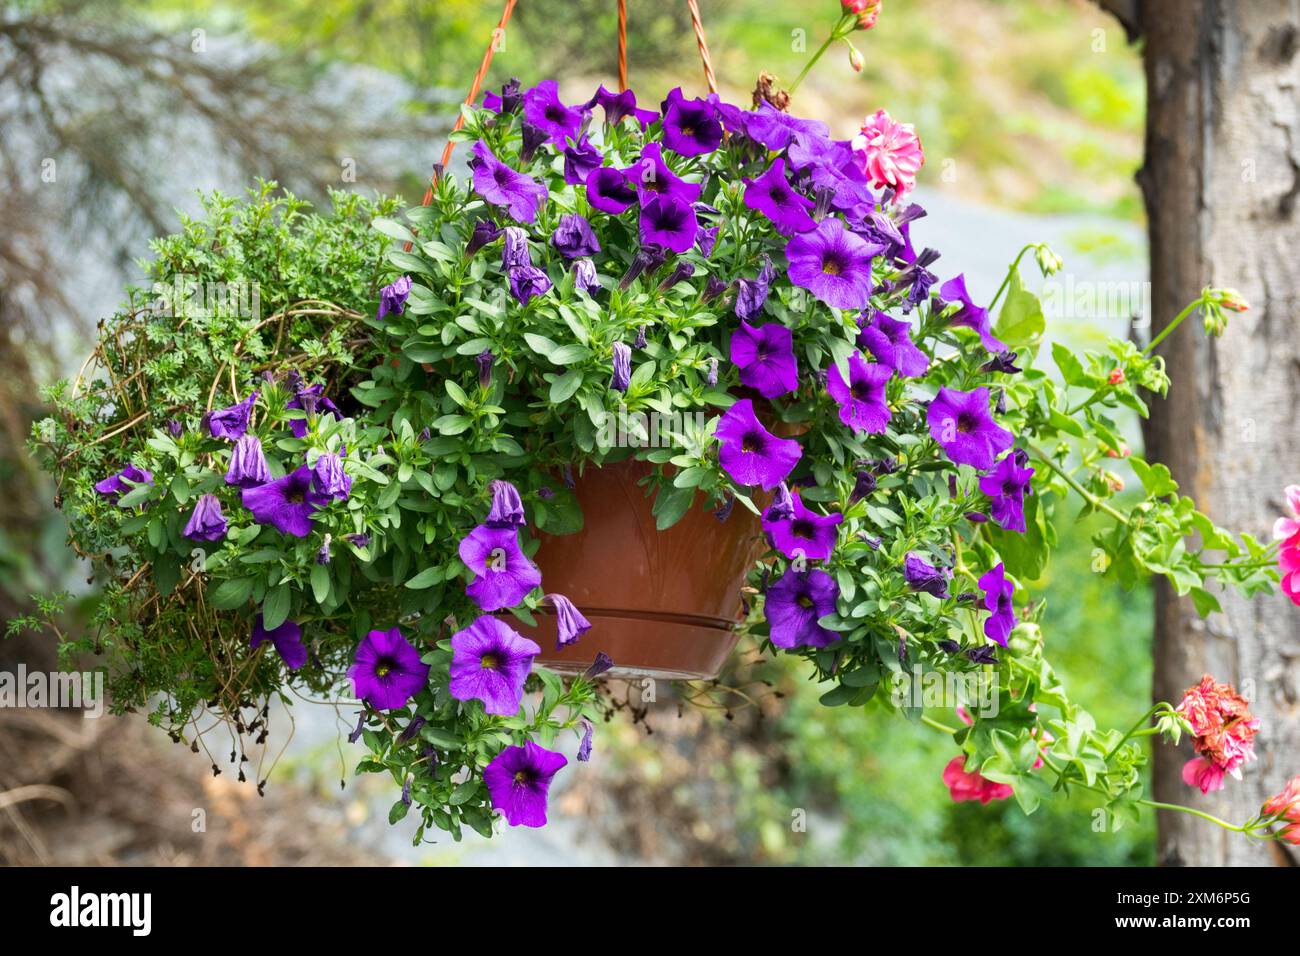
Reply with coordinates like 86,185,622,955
563,134,603,185
241,464,330,538
826,352,892,434
965,511,989,523
582,85,658,127
344,532,371,548
713,495,735,521
850,470,877,502
745,101,829,151
979,449,1034,533
730,320,798,398
634,325,648,349
482,76,522,114
184,493,228,542
744,158,816,235
519,122,549,164
765,568,840,649
623,142,701,205
786,219,880,310
979,563,1017,647
763,490,842,561
857,310,929,377
312,451,351,500
639,194,699,253
347,627,430,710
734,255,776,322
967,645,1000,665
980,350,1022,374
448,615,540,715
397,715,426,743
573,257,601,294
522,79,582,146
697,225,719,257
764,482,794,522
618,245,666,290
377,275,412,320
502,226,531,268
551,213,600,259
207,391,258,441
660,87,722,156
547,593,592,648
715,399,802,490
562,464,575,489
926,387,1015,470
486,479,525,528
659,261,695,290
477,349,494,387
483,741,567,827
94,464,153,500
251,615,307,671
347,711,366,744
577,718,594,762
903,552,951,598
586,166,638,214
610,341,632,392
458,524,542,611
508,264,552,304
166,419,183,438
285,383,341,440
706,357,719,386
537,486,554,500
583,651,614,679
470,140,547,223
703,276,728,303
937,275,1006,352
225,433,271,488
316,536,331,565
467,219,504,256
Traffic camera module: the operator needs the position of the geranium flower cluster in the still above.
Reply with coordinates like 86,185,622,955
1175,675,1261,795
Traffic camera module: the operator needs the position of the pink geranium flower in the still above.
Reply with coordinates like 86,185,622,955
851,109,924,197
1262,774,1300,845
1175,675,1261,792
942,756,1014,804
1272,485,1300,606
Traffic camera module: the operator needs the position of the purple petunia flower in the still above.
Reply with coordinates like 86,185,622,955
584,651,614,679
482,77,522,115
546,593,591,648
477,349,494,387
978,562,1017,647
502,226,532,268
225,433,272,488
563,134,603,186
347,626,430,710
94,463,153,500
857,310,929,377
458,524,543,611
639,194,699,253
979,449,1034,533
734,255,776,322
166,419,183,438
486,479,525,528
850,470,877,502
765,568,841,649
980,350,1022,375
522,79,583,147
519,122,549,164
585,166,638,214
241,464,330,538
377,275,412,320
467,219,504,256
715,399,802,490
826,352,893,434
926,386,1015,470
697,225,719,257
572,257,601,294
610,341,632,392
508,264,553,305
623,143,701,205
312,451,351,500
937,275,1006,352
448,615,540,716
577,718,594,762
582,85,658,128
745,102,830,151
659,261,695,290
729,320,798,398
183,493,228,542
743,158,815,236
763,490,842,561
903,552,951,598
785,219,880,310
207,391,258,441
251,615,307,671
764,481,795,522
660,87,723,157
706,357,719,386
483,741,567,828
470,140,547,223
551,213,600,260
285,383,341,440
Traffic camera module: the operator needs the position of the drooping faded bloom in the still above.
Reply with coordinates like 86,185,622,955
250,615,307,671
660,87,723,157
550,213,601,259
729,320,798,398
610,341,632,392
486,479,526,528
563,134,603,186
547,593,592,647
448,615,540,716
978,562,1017,647
785,218,880,310
311,451,351,501
926,387,1015,470
857,310,929,377
207,391,258,441
225,433,272,488
764,568,841,649
826,352,892,434
639,194,699,253
501,226,531,268
377,275,412,320
94,464,154,500
241,464,330,538
743,158,815,236
285,383,341,439
584,651,614,679
346,626,430,711
852,109,924,197
572,257,601,295
466,219,504,256
508,264,553,305
762,490,842,562
904,551,950,598
577,718,595,762
734,255,776,322
483,741,568,828
183,493,228,542
522,79,583,146
458,524,543,611
715,399,802,490
979,449,1034,533
470,140,547,223
937,275,1006,353
1175,675,1262,793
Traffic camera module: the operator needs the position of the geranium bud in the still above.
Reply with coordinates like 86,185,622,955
848,44,864,73
1102,470,1124,493
1108,368,1126,385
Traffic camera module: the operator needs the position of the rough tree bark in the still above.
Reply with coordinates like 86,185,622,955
1138,0,1300,866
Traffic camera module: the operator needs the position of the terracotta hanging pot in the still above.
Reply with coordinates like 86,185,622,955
516,459,762,680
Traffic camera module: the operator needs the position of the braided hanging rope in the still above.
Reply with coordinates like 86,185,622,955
685,0,718,95
617,0,628,92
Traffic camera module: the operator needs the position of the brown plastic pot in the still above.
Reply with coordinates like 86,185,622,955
514,459,761,681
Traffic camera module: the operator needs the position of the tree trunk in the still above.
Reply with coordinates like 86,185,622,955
1139,0,1300,866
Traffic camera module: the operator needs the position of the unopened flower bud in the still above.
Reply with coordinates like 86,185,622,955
1108,368,1126,385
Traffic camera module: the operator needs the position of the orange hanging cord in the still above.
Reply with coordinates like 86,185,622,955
617,0,629,92
686,0,718,95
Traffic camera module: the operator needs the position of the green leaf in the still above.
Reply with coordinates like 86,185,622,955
310,563,331,605
404,566,441,590
372,217,416,243
995,271,1045,347
209,577,254,610
262,583,291,631
549,369,584,403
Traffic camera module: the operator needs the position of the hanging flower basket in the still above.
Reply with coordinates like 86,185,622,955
26,2,1300,846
